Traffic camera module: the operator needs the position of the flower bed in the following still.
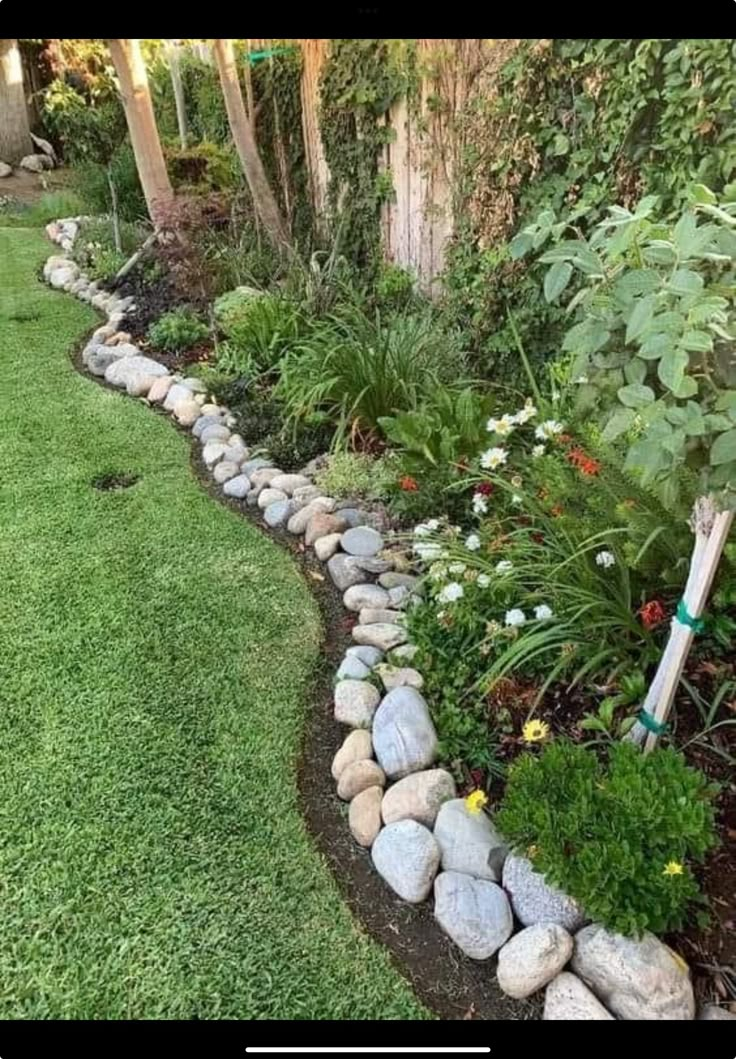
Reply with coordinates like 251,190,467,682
44,217,734,1021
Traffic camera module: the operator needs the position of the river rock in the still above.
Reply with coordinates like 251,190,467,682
346,645,384,667
434,871,513,959
314,533,342,561
105,355,168,392
379,571,422,591
381,769,455,828
213,461,239,484
352,623,408,651
192,414,224,438
337,759,385,801
163,382,192,411
390,643,419,664
250,467,283,492
263,500,293,528
571,924,695,1020
327,554,367,591
287,497,336,535
433,798,506,881
0,162,12,178
349,786,383,848
358,608,405,626
258,487,288,510
292,484,322,509
503,854,586,932
241,458,272,477
331,729,373,781
336,654,371,681
544,972,615,1020
305,512,348,547
202,441,229,467
372,686,437,779
334,680,381,728
371,820,440,903
200,423,231,444
223,475,250,499
343,583,390,612
341,526,384,557
269,473,311,495
378,665,424,691
173,398,201,426
497,923,574,999
147,375,174,404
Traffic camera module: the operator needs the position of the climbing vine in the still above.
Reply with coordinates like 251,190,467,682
319,39,416,273
443,38,736,381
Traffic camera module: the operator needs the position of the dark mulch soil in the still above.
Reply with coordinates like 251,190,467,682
91,471,140,491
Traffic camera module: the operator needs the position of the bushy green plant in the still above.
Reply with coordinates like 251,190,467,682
496,739,719,935
215,294,303,377
70,217,143,283
165,142,240,193
379,389,495,470
276,306,467,444
314,452,393,500
148,308,209,353
374,262,417,312
72,144,146,222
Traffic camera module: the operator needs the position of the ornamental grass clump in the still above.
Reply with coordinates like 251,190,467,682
496,739,719,937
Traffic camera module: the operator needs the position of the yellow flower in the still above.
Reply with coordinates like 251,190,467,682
527,844,539,860
465,789,488,815
663,860,684,877
522,719,550,744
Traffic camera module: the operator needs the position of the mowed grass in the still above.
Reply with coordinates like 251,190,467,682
0,228,429,1021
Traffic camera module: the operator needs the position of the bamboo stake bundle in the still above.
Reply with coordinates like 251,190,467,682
627,496,734,752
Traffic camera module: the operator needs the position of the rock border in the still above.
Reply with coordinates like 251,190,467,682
42,218,729,1023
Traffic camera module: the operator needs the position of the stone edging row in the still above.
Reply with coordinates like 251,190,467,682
42,218,731,1023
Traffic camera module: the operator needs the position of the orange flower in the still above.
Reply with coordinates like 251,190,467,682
567,447,601,477
399,475,419,492
639,599,667,630
551,504,564,517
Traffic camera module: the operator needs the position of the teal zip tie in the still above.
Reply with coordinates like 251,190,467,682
675,598,705,634
244,47,296,65
638,710,668,736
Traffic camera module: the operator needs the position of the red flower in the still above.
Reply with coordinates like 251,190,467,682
639,599,667,630
567,447,601,477
476,481,495,496
399,475,419,492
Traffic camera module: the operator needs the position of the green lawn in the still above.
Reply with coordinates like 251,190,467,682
0,228,428,1021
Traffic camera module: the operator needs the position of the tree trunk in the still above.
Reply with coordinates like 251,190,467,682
0,39,32,164
166,40,188,150
212,38,291,254
106,39,174,228
626,496,734,751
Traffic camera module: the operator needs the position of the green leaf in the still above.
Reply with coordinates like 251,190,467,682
544,261,574,303
680,329,712,353
690,183,717,206
638,333,671,360
624,359,647,384
711,428,736,466
658,347,689,392
673,214,698,256
673,375,698,399
618,383,655,408
626,294,656,344
509,231,534,260
552,132,570,156
602,407,635,441
667,269,704,296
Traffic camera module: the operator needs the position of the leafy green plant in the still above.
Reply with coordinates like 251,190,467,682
215,294,303,377
70,216,143,283
580,669,646,738
165,142,240,193
496,739,719,936
375,262,417,312
314,451,393,500
148,308,209,354
379,388,494,469
277,306,467,445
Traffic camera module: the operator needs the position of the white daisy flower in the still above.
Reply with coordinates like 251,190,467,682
511,494,523,505
472,493,489,516
505,608,526,627
514,399,538,424
496,560,513,574
438,581,464,604
480,447,509,470
448,561,467,575
465,533,481,551
487,413,516,437
534,604,553,620
534,420,564,441
477,574,491,588
595,550,616,569
430,563,447,581
532,444,546,459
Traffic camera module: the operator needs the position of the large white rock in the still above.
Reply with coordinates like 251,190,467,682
104,355,168,392
433,871,513,960
337,759,385,801
544,972,615,1020
202,441,229,467
371,820,440,903
381,769,455,828
372,686,437,779
334,680,381,728
497,923,574,999
287,497,336,535
502,853,586,932
163,382,192,411
433,798,506,881
343,583,391,612
352,623,408,651
572,924,695,1020
269,473,311,495
331,729,373,781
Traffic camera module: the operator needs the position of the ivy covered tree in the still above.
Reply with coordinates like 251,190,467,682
516,185,736,747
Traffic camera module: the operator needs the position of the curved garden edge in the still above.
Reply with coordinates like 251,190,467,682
43,218,729,1024
45,218,529,1023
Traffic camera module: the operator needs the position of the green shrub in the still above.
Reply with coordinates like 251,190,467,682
70,217,143,283
214,287,266,333
165,142,240,193
374,262,417,312
72,144,146,222
277,306,468,444
314,452,393,500
496,739,719,936
148,308,210,353
215,294,303,377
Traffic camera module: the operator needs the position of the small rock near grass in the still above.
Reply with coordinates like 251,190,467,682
352,623,407,652
544,972,614,1021
200,423,231,444
327,554,367,591
163,382,192,411
433,798,507,882
258,487,288,510
263,500,293,528
371,820,440,904
337,759,385,801
287,497,336,535
336,655,371,681
571,924,695,1020
304,512,348,547
192,414,224,438
346,645,383,667
269,473,311,495
331,729,373,781
497,923,574,999
503,853,586,932
349,786,383,848
146,375,174,404
223,475,250,499
372,686,437,779
173,398,201,426
381,769,456,828
343,583,390,612
358,608,405,626
250,467,283,492
341,526,384,557
334,680,381,728
433,871,513,960
213,461,239,484
202,442,229,467
314,533,342,561
378,665,424,691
